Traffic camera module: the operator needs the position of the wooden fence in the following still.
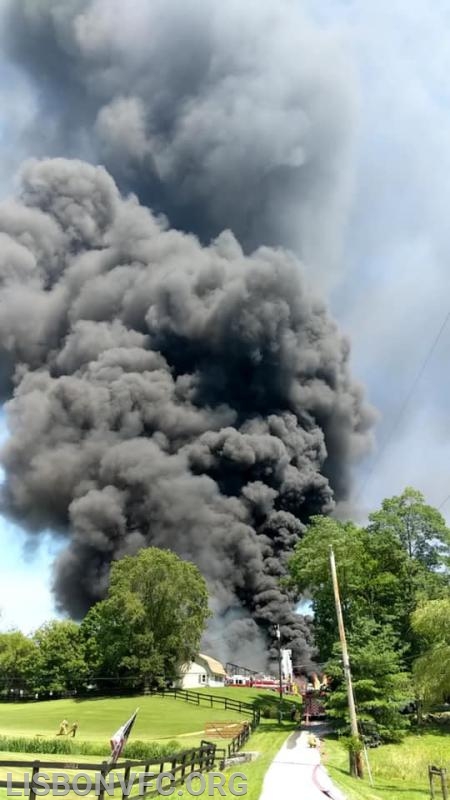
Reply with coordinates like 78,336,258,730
429,765,448,799
0,741,218,800
156,687,260,727
0,690,260,799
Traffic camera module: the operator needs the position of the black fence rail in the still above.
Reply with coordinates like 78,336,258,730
429,765,448,800
156,688,260,726
0,742,218,800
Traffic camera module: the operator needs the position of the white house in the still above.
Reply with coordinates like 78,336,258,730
177,653,226,689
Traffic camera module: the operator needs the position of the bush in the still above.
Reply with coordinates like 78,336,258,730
0,735,182,760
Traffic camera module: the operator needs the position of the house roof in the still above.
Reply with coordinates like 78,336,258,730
198,653,226,676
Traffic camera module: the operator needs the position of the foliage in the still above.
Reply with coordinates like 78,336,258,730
0,734,181,758
368,487,450,569
289,489,450,662
367,487,450,655
326,620,411,742
411,598,450,703
325,731,450,800
288,516,370,656
0,631,38,694
81,547,211,691
287,488,450,740
32,621,88,694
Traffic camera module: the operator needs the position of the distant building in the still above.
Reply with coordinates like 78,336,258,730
177,654,227,689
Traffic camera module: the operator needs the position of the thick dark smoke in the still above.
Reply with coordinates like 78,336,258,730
2,0,356,285
0,0,374,665
0,158,373,664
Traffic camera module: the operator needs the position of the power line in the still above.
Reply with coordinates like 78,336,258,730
439,494,450,511
356,311,450,503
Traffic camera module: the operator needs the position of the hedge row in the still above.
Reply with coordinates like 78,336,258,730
0,735,182,759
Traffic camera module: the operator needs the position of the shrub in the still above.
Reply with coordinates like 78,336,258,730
0,735,181,760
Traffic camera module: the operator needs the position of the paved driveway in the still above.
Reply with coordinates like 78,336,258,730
259,728,346,799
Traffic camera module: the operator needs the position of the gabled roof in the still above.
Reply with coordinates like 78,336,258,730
198,653,226,676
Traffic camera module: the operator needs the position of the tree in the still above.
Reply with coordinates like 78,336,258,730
368,487,450,572
33,620,88,694
289,490,450,663
326,619,411,742
0,631,37,695
288,517,370,658
367,487,450,654
81,547,211,691
411,598,450,704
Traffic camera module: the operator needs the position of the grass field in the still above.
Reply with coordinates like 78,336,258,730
0,689,300,798
325,730,450,800
0,695,247,743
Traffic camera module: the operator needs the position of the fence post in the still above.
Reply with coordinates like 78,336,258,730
28,761,40,800
171,758,177,791
429,766,435,800
180,752,187,784
442,768,448,800
121,766,131,800
97,760,109,800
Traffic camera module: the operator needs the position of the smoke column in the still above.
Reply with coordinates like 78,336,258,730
2,0,357,286
0,0,374,663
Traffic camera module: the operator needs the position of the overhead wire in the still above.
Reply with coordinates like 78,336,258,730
356,311,450,503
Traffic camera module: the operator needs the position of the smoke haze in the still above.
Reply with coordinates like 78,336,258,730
0,0,374,662
2,0,357,286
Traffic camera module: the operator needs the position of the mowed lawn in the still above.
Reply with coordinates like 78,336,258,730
0,686,298,743
325,731,450,800
0,694,247,742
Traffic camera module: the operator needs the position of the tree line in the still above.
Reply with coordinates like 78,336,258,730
0,548,210,697
288,487,450,741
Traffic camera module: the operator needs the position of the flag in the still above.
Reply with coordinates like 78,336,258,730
109,708,139,763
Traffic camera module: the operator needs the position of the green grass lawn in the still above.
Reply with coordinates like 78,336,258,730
325,730,450,800
0,695,247,743
0,689,300,797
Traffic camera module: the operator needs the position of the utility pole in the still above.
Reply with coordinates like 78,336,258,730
329,546,364,778
275,624,283,724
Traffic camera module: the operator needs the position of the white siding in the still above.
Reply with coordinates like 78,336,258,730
177,657,226,689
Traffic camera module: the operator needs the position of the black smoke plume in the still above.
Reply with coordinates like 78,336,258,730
0,158,373,663
2,0,356,283
0,0,374,664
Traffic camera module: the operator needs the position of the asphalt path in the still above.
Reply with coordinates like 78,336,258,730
259,727,346,799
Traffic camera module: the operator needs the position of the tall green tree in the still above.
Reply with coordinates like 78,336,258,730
81,547,211,690
289,489,450,662
0,631,37,694
411,598,450,704
326,619,411,742
33,620,88,694
368,487,450,570
288,517,370,657
367,487,450,654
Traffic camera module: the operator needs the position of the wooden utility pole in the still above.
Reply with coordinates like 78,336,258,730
275,624,283,724
329,546,364,778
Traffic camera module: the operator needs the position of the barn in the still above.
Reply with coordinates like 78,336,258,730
176,654,227,689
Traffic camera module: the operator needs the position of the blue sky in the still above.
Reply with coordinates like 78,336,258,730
1,0,450,630
0,410,60,631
